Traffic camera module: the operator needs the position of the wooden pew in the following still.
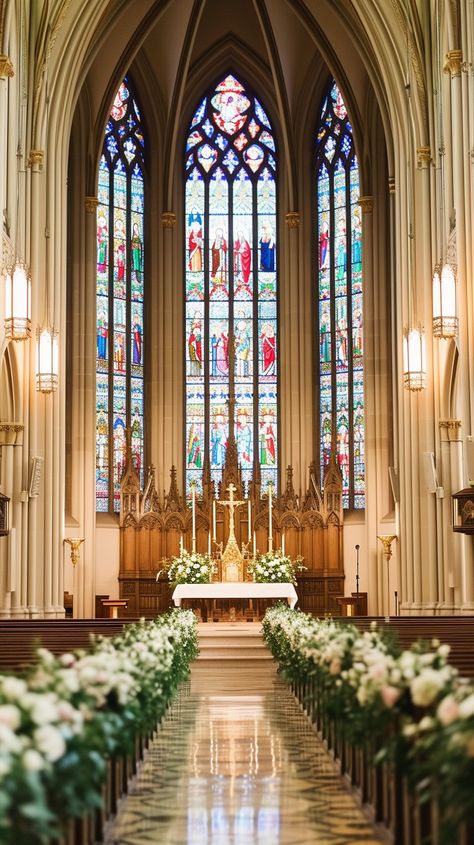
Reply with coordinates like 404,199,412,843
0,619,140,672
336,616,474,678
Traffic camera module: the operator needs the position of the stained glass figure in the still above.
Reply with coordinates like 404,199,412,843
315,80,365,508
185,75,278,494
96,77,145,512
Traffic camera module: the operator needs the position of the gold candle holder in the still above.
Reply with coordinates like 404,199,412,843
377,534,397,620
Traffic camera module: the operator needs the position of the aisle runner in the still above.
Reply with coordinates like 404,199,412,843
105,667,382,844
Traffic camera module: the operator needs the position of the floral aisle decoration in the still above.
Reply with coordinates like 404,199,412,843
157,550,216,585
247,551,304,585
0,609,197,845
262,605,474,843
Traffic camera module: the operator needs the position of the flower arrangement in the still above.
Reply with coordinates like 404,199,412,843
262,605,474,843
247,550,304,585
158,549,216,585
0,609,197,844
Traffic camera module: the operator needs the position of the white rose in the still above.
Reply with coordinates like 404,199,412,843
0,704,21,731
0,724,22,754
410,669,446,707
34,725,66,762
437,695,460,725
459,694,474,719
0,676,27,700
22,749,46,771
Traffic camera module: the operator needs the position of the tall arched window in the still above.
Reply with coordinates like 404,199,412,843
185,74,278,497
315,81,364,508
96,78,145,512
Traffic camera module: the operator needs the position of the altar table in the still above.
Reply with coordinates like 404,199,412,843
172,582,298,609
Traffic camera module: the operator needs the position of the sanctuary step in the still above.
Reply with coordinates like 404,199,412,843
196,622,273,660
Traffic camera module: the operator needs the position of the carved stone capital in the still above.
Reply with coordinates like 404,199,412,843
444,49,463,77
28,150,44,171
0,55,14,78
358,195,373,213
0,423,24,446
417,146,432,167
161,212,176,228
439,419,462,442
84,196,98,214
285,212,300,228
388,177,396,194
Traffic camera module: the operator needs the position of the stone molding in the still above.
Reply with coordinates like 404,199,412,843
358,196,373,213
161,212,176,228
388,177,396,194
285,212,300,228
0,423,24,446
84,197,98,214
416,146,431,167
0,55,14,78
28,150,44,171
444,50,463,77
439,419,461,442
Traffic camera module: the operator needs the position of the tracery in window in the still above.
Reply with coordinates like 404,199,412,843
316,81,364,508
185,75,278,497
96,78,145,512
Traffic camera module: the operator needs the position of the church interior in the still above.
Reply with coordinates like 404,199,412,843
0,0,474,841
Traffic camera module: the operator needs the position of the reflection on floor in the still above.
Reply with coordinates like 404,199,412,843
105,629,382,845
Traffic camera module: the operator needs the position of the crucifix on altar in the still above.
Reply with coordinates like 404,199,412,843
219,482,247,582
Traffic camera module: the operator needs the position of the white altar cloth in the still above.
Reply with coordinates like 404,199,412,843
172,582,298,609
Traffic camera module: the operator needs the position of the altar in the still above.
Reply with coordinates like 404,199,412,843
172,582,298,609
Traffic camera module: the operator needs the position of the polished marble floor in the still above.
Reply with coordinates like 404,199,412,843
105,648,382,844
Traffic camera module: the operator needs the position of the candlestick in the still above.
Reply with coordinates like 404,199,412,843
248,499,252,541
208,531,211,556
180,534,183,554
268,482,273,552
191,481,196,553
212,499,216,542
281,531,285,556
253,530,257,558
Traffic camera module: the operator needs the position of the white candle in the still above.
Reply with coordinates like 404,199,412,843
268,482,273,552
253,531,257,558
191,482,196,551
212,499,216,541
180,534,183,554
248,499,252,541
208,531,211,556
281,531,285,555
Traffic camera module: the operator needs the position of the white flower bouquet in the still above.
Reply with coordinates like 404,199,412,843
247,551,304,585
158,550,216,585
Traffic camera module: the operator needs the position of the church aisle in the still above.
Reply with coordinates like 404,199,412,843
105,652,382,844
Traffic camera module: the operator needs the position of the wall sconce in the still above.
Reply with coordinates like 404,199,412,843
403,327,426,391
0,491,10,535
36,326,59,393
4,261,31,340
433,262,458,338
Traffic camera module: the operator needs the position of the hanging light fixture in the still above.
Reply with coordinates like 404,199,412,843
403,326,426,391
4,260,31,340
433,261,458,337
36,325,58,393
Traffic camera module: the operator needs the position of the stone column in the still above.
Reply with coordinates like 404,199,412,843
439,419,462,611
0,56,14,231
0,423,23,617
282,211,309,488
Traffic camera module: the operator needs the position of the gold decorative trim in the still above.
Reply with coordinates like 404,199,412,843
85,196,98,214
417,146,432,167
0,55,14,78
161,212,176,228
28,150,44,170
0,423,24,446
388,177,396,194
444,49,463,77
0,424,24,432
439,419,461,442
358,196,373,213
285,212,300,228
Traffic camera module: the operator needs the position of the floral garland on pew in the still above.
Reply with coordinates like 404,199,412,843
0,609,197,845
262,605,474,843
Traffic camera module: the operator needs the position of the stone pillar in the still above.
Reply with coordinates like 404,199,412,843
282,211,309,488
0,56,14,232
160,212,180,480
439,419,462,611
0,423,23,617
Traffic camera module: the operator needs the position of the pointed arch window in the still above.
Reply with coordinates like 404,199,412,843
315,81,364,508
184,74,278,496
96,78,145,512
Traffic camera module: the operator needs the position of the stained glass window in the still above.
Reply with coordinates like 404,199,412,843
315,81,364,508
96,78,145,512
185,75,278,497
